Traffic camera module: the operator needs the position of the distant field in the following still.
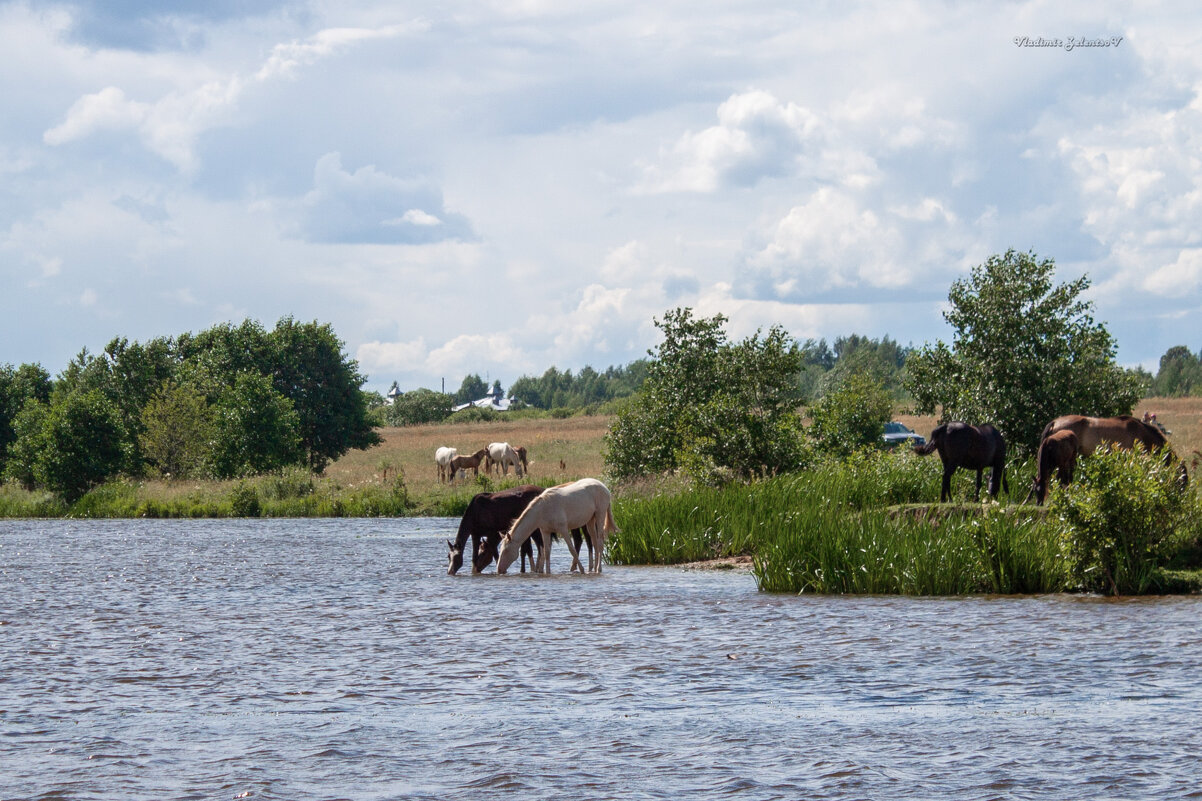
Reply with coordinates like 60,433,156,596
323,414,612,502
325,395,1202,499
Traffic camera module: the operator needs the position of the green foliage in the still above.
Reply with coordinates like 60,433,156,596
269,317,381,472
806,372,893,456
0,362,51,473
509,362,649,410
906,249,1144,455
1151,345,1202,397
1052,446,1199,595
207,373,302,479
229,482,262,517
386,388,453,426
139,381,213,478
25,389,130,502
605,308,806,482
453,373,489,404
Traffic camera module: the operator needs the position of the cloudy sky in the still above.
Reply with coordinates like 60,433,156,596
2,1,1200,394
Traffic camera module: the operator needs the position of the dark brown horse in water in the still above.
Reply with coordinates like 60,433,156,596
446,485,592,575
914,422,1008,502
1031,429,1079,505
447,485,544,574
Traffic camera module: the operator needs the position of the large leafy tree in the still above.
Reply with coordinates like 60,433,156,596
387,388,453,426
268,317,381,473
0,363,52,473
207,373,302,478
1151,345,1202,397
905,249,1144,454
606,308,806,482
18,389,129,502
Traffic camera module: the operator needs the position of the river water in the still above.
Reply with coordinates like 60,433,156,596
1,518,1200,800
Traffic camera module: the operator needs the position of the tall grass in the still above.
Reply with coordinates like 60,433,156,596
609,449,1070,595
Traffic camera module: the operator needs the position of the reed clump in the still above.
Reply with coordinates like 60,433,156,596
610,446,1200,596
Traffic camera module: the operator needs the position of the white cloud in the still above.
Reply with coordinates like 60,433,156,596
637,90,820,193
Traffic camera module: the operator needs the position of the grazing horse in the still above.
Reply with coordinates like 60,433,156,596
1038,414,1187,493
486,442,524,477
434,447,458,483
447,485,545,575
1040,415,1167,454
914,422,1008,502
497,478,619,574
515,445,529,475
448,448,489,483
1031,429,1079,505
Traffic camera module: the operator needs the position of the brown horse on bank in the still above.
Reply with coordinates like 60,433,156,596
1030,414,1188,502
1031,429,1079,505
1040,415,1166,454
914,422,1008,502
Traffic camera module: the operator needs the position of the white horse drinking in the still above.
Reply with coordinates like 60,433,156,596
496,478,619,574
434,446,458,483
486,442,524,477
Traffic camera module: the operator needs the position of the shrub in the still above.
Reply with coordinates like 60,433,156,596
229,482,262,517
1052,447,1199,595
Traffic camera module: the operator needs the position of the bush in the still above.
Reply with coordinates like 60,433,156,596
229,482,262,517
1052,447,1199,595
806,372,893,457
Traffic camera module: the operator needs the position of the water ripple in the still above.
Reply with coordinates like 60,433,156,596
2,518,1201,800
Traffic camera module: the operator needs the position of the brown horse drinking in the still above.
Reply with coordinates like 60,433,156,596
1031,429,1079,505
447,485,545,574
914,422,1008,502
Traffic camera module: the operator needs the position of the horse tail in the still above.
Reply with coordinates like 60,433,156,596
603,503,620,535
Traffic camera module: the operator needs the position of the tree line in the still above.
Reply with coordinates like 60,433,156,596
0,318,379,501
606,250,1152,482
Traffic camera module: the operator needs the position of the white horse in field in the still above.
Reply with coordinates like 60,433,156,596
487,442,523,477
434,446,458,483
496,478,619,574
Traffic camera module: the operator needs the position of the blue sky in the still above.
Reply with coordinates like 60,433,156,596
2,1,1200,394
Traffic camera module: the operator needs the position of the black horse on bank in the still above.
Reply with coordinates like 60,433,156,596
914,422,1009,503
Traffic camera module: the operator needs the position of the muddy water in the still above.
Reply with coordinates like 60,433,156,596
2,518,1200,800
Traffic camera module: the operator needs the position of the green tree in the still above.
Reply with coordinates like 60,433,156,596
453,374,489,404
267,317,381,473
905,249,1144,455
806,372,894,456
207,373,302,478
1151,345,1202,397
19,389,129,502
139,381,213,478
387,388,453,426
606,308,806,482
0,363,52,472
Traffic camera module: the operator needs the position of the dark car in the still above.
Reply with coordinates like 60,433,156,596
883,421,925,449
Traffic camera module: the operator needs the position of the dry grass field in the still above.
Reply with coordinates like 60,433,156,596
322,396,1202,504
323,414,612,502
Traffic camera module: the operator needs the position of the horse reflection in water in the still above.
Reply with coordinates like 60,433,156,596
496,478,619,574
914,422,1008,502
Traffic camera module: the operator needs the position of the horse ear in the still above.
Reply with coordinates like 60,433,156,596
447,539,455,550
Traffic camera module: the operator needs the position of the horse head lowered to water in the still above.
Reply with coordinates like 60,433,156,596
496,478,619,575
914,422,1008,502
447,485,544,575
